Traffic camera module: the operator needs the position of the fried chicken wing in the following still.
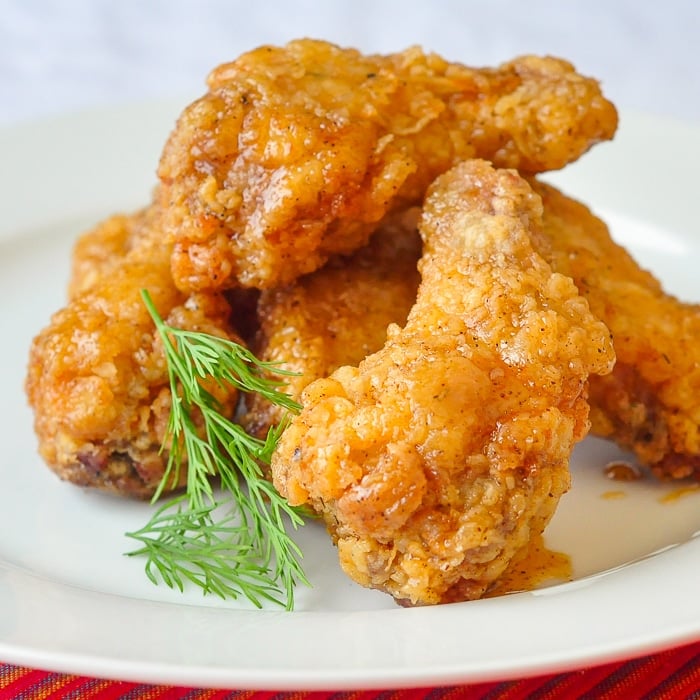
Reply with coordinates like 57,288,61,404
271,160,615,605
159,38,617,292
68,191,173,299
241,208,421,441
533,180,700,480
68,206,154,298
26,207,241,498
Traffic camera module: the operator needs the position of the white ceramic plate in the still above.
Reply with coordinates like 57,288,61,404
1,102,699,691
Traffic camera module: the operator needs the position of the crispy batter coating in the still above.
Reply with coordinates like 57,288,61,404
26,207,241,498
68,206,154,298
158,38,617,292
533,180,700,479
271,161,615,605
69,213,133,298
241,208,422,441
253,173,700,483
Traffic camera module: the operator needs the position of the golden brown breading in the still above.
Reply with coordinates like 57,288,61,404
533,180,700,480
68,207,156,299
271,161,615,605
68,200,162,298
158,38,617,292
26,207,241,499
69,213,136,298
241,208,422,441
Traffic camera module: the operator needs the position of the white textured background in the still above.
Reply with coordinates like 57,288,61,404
1,0,698,126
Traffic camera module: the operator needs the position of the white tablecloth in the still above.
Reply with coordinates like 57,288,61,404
1,0,698,127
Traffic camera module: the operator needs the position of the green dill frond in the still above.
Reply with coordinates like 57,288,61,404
125,290,308,610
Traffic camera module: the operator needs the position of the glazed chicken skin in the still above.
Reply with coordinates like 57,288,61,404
241,208,422,442
255,174,700,483
533,181,700,480
68,198,164,298
26,207,241,499
271,160,615,606
158,38,618,292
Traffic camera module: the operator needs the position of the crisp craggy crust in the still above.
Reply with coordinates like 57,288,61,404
68,205,154,299
252,174,700,484
271,161,615,605
25,207,241,499
241,208,422,443
158,38,617,292
533,180,700,480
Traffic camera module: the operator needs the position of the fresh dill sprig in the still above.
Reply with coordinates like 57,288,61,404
125,289,308,610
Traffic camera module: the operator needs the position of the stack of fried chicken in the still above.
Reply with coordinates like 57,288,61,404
25,39,700,606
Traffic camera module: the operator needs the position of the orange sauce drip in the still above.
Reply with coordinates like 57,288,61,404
604,461,642,482
485,534,572,598
601,490,627,500
659,483,700,504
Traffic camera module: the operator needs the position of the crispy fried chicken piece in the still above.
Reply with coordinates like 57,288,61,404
271,160,615,605
533,180,700,480
241,208,421,441
68,206,154,298
158,38,617,292
69,213,133,298
26,207,241,499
